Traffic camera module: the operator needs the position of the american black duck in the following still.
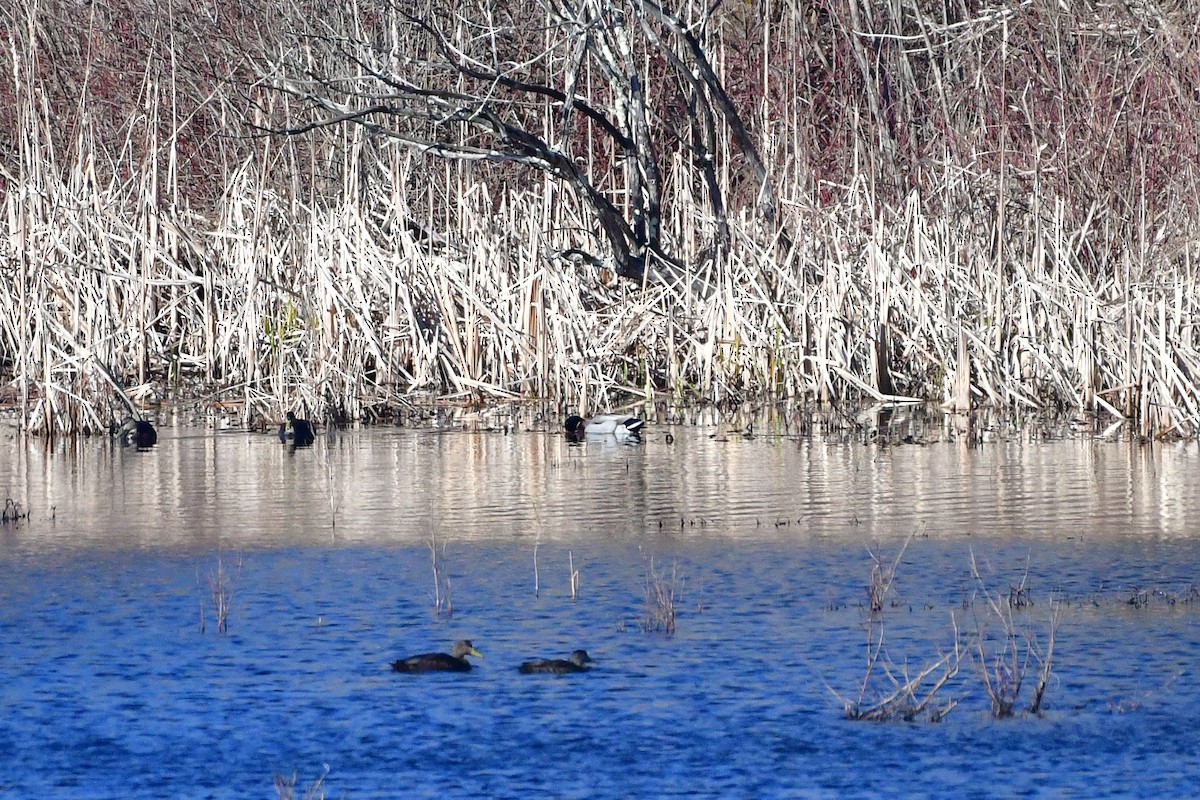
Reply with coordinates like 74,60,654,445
391,640,483,673
118,418,158,449
518,649,593,674
282,411,315,446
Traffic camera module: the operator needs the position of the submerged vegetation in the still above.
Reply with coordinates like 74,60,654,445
2,0,1199,436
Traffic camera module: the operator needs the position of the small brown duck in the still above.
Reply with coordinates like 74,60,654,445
391,640,483,673
518,649,593,674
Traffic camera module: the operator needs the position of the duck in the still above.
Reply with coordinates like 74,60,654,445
391,640,483,673
281,411,315,446
518,649,594,674
118,418,158,449
564,414,645,442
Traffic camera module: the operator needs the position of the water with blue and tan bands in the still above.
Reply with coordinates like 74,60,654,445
1,426,1198,798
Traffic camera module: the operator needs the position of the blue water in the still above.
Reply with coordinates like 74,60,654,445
1,426,1198,798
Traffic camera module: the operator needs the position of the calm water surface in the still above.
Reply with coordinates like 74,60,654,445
1,424,1198,798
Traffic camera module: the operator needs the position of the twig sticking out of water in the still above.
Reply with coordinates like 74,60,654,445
208,558,235,635
832,538,964,722
837,613,965,723
970,550,1060,717
866,536,910,614
533,537,540,598
569,550,580,600
323,444,341,531
1028,602,1061,716
641,556,679,635
429,534,452,616
273,765,329,800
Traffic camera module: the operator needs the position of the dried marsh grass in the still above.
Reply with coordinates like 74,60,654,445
202,556,238,635
429,534,453,617
3,0,1199,438
641,557,680,635
835,538,964,722
273,767,328,800
969,551,1061,717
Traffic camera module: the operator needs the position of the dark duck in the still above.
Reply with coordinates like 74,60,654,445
518,649,593,674
391,640,483,673
279,411,315,446
118,418,158,449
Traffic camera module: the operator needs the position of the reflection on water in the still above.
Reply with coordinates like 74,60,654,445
0,426,1198,798
1,425,1198,549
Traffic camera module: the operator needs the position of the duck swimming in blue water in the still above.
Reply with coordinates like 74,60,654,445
564,414,644,442
518,649,594,674
391,640,483,673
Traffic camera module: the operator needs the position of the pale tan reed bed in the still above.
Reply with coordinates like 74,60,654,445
1,0,1197,437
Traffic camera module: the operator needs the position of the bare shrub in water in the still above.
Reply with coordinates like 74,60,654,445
969,551,1061,717
837,613,965,723
273,767,328,800
834,541,964,723
641,557,679,635
203,557,238,635
867,537,909,614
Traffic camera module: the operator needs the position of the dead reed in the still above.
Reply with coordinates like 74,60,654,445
640,556,680,635
835,539,964,722
429,534,453,617
203,557,237,635
3,0,1199,438
532,536,540,598
969,551,1060,717
867,537,909,615
273,767,328,800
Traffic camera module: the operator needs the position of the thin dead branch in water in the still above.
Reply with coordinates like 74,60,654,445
1029,601,1061,716
867,536,911,615
970,550,1060,717
640,556,680,635
204,556,238,635
273,766,329,800
569,550,580,600
323,440,341,531
429,534,453,617
834,539,963,722
533,536,540,598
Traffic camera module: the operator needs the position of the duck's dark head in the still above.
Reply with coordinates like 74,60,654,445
451,640,483,660
569,650,593,667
